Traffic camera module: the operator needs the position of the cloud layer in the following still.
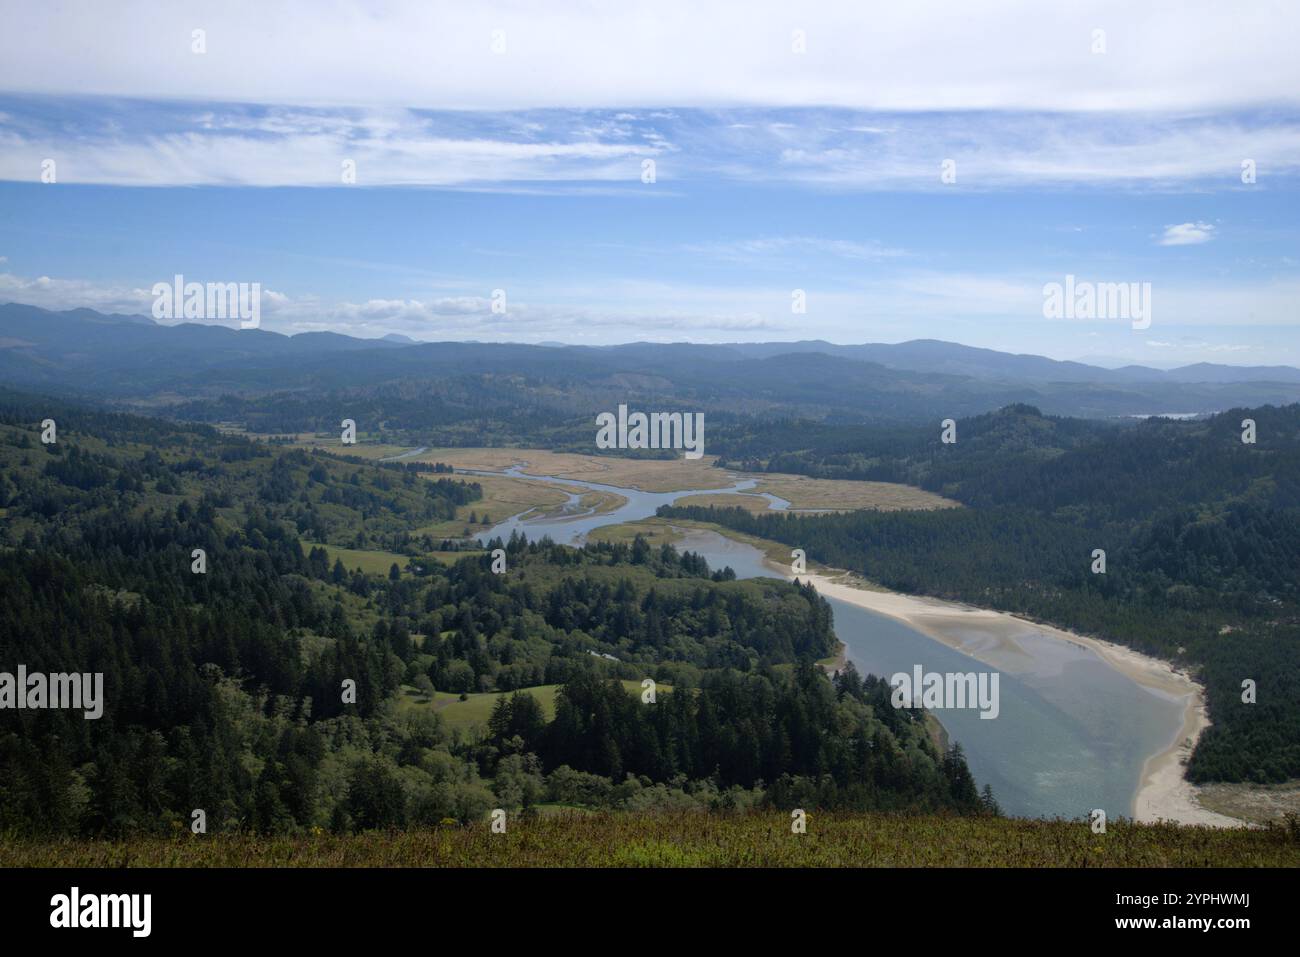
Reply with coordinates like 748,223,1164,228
3,103,1298,189
2,1,1298,112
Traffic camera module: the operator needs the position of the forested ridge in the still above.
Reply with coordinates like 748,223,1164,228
9,304,1300,422
667,404,1300,784
0,392,986,835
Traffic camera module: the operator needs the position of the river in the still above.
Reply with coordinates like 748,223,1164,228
471,465,1184,820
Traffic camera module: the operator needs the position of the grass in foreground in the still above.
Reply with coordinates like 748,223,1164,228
4,812,1296,868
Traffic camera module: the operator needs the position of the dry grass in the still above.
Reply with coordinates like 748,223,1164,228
751,474,959,511
586,518,689,547
576,489,629,515
4,811,1295,868
389,448,961,510
306,444,958,515
1197,781,1300,825
389,447,735,492
414,474,570,539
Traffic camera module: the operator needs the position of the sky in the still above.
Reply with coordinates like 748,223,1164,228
0,0,1298,366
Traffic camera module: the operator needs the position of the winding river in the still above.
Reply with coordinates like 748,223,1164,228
470,466,1184,820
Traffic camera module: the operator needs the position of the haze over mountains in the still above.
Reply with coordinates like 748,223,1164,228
4,302,1299,421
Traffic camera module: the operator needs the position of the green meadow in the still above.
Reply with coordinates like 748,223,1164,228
395,680,670,730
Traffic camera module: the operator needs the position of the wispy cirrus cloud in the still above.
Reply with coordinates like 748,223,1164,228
0,104,668,187
748,113,1300,190
4,101,1298,190
1,2,1297,366
683,235,904,264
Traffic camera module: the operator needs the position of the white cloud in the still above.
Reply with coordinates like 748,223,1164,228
1,1,1298,112
0,113,665,187
0,266,783,340
683,236,904,264
746,115,1300,189
6,266,1300,348
0,270,158,315
1159,222,1216,246
1144,339,1250,353
265,295,780,340
4,106,1296,189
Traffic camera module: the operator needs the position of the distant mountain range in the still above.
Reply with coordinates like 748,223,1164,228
3,302,1299,421
623,339,1300,385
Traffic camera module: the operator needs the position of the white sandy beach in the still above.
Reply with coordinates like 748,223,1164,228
786,566,1245,828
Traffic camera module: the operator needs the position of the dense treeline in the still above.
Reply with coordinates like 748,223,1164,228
167,383,585,449
714,403,1300,519
0,394,986,834
666,404,1300,784
481,666,986,814
10,304,1300,421
0,396,482,557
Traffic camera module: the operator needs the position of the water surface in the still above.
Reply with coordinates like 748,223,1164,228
474,466,1183,819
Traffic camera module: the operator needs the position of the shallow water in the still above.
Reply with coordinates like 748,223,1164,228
474,466,1184,819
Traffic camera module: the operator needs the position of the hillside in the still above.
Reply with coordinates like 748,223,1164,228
7,304,1300,423
3,811,1296,868
0,390,985,837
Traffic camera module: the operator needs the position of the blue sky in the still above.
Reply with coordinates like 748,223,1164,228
1,2,1298,365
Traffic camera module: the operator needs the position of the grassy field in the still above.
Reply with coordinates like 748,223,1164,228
750,473,959,511
305,541,414,576
296,442,955,535
397,684,560,727
586,517,691,548
675,480,958,513
372,446,957,509
1197,781,1300,825
576,489,628,515
396,680,666,730
413,473,572,539
380,446,735,492
381,447,961,511
4,811,1295,867
243,436,962,521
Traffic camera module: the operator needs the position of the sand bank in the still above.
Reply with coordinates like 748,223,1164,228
784,566,1245,827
